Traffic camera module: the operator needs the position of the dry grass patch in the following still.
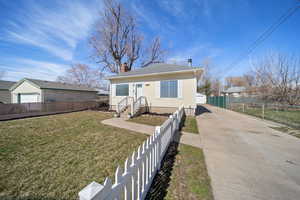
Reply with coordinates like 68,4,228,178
129,114,199,134
0,111,147,200
128,114,168,126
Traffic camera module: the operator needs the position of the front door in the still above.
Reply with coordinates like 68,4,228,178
135,84,143,100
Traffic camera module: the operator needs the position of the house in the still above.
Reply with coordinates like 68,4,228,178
97,88,109,96
10,78,98,103
106,63,202,115
222,86,246,97
0,80,16,103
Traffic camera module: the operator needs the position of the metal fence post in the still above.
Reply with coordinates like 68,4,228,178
262,104,265,119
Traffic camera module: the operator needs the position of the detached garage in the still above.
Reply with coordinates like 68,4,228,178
10,78,98,103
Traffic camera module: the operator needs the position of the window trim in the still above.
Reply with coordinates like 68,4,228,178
115,83,129,96
160,79,179,98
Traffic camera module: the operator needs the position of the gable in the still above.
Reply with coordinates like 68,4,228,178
11,80,41,94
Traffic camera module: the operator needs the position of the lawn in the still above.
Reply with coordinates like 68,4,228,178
147,143,213,200
181,116,199,134
165,144,213,200
232,107,300,129
129,114,199,134
129,113,168,126
0,111,147,200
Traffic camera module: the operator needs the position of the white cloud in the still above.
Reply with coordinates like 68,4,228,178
0,59,69,81
167,44,222,66
2,0,101,61
157,0,185,17
130,1,176,35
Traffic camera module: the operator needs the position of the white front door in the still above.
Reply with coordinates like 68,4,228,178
135,84,143,100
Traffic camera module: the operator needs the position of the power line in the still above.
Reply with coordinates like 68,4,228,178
221,4,300,78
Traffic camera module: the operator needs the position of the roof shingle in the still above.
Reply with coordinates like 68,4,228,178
0,80,16,90
107,63,201,79
24,78,96,92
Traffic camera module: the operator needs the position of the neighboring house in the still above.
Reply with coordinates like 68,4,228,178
107,63,202,115
10,78,98,103
222,86,246,97
0,80,16,103
97,88,109,96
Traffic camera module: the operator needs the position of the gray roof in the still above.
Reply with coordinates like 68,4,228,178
11,78,97,92
0,80,16,90
107,63,201,79
223,86,246,93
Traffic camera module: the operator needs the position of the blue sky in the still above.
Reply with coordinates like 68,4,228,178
0,0,299,81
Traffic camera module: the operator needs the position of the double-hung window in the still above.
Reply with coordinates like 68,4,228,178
160,80,178,98
116,84,129,96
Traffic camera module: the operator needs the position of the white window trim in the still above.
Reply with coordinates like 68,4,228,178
115,83,130,97
159,79,182,99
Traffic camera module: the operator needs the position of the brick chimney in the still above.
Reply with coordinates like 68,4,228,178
120,63,129,73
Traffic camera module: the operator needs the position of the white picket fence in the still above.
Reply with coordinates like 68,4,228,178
79,105,185,200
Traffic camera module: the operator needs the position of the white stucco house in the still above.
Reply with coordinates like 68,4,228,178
10,78,98,103
106,63,202,115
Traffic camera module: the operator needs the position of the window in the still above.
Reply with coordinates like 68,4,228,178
160,80,178,98
116,84,129,96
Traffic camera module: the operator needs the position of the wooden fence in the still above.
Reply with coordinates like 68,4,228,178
79,105,185,200
0,101,103,116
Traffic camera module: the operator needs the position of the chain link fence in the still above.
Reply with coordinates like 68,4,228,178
227,98,300,129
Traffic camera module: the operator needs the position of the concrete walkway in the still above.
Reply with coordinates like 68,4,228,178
102,117,202,148
197,105,300,200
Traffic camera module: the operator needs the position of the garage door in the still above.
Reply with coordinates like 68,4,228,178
20,94,39,103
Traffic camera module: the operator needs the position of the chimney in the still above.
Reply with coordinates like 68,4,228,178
120,63,129,73
188,58,192,67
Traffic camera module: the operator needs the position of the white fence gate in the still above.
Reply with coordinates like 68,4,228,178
79,106,185,200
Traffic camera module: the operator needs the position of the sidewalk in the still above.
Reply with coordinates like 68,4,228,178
102,117,202,148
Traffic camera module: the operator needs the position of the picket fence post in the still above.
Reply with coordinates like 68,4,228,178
79,106,185,200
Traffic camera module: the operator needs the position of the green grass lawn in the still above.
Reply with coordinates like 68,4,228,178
165,144,213,200
233,107,300,129
0,111,147,200
181,116,199,134
129,114,199,134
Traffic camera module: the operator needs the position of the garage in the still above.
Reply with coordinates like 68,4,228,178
19,93,40,103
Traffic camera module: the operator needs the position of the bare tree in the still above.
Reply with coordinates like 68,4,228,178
141,37,165,67
57,64,103,88
253,52,300,105
198,58,223,96
243,72,256,87
90,0,165,73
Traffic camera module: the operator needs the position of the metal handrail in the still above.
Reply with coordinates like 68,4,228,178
132,96,147,116
117,97,129,114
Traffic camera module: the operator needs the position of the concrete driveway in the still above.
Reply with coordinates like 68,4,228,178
197,105,300,200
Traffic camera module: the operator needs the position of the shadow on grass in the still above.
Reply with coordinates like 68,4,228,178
144,112,172,117
145,141,179,200
195,105,211,116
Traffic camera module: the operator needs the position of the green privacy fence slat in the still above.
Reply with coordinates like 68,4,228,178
207,96,227,108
